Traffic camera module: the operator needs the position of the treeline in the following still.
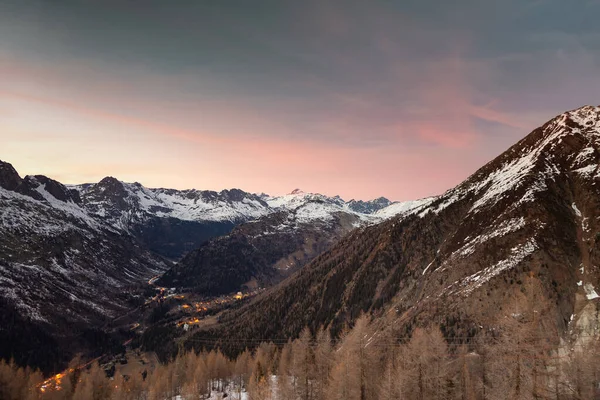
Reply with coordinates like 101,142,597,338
2,312,600,399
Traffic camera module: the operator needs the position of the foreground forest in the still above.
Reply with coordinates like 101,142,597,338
3,302,600,400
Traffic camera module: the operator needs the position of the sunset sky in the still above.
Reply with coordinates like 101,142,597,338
1,0,600,201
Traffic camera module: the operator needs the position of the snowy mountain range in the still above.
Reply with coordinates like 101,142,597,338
74,180,410,229
0,160,418,371
0,165,170,371
68,178,424,259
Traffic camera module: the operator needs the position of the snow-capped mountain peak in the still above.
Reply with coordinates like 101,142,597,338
563,104,600,129
413,105,600,218
265,190,342,210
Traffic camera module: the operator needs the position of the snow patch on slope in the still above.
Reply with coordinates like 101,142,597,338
455,238,537,296
572,203,582,217
0,187,100,234
375,197,436,219
451,217,528,260
584,283,600,300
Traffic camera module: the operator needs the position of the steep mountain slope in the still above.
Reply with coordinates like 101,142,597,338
0,162,170,372
157,206,364,295
188,105,600,351
157,190,430,296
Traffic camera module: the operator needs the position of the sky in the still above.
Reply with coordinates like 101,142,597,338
1,0,600,201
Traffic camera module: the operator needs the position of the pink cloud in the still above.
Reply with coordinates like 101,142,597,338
0,51,525,200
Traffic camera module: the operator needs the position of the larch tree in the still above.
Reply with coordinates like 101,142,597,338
72,362,113,400
378,352,406,400
485,276,558,400
291,327,314,400
326,315,381,400
0,359,33,400
233,349,251,398
313,327,333,400
113,371,145,400
402,326,449,400
147,363,171,400
326,354,359,400
179,351,209,399
453,344,478,400
214,350,231,392
248,358,271,400
277,340,295,400
206,350,219,394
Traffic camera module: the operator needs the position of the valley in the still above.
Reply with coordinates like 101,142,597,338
4,1,600,397
0,159,411,376
4,106,600,399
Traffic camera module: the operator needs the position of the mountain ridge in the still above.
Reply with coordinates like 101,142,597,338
182,105,600,357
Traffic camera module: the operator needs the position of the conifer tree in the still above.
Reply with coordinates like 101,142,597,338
72,362,113,400
402,326,449,400
248,358,271,400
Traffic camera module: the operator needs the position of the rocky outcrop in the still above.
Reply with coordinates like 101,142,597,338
0,161,22,191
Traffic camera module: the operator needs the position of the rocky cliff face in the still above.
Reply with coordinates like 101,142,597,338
347,197,392,214
0,161,22,191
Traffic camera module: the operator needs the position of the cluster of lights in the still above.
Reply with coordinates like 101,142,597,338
177,317,201,327
38,368,73,392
